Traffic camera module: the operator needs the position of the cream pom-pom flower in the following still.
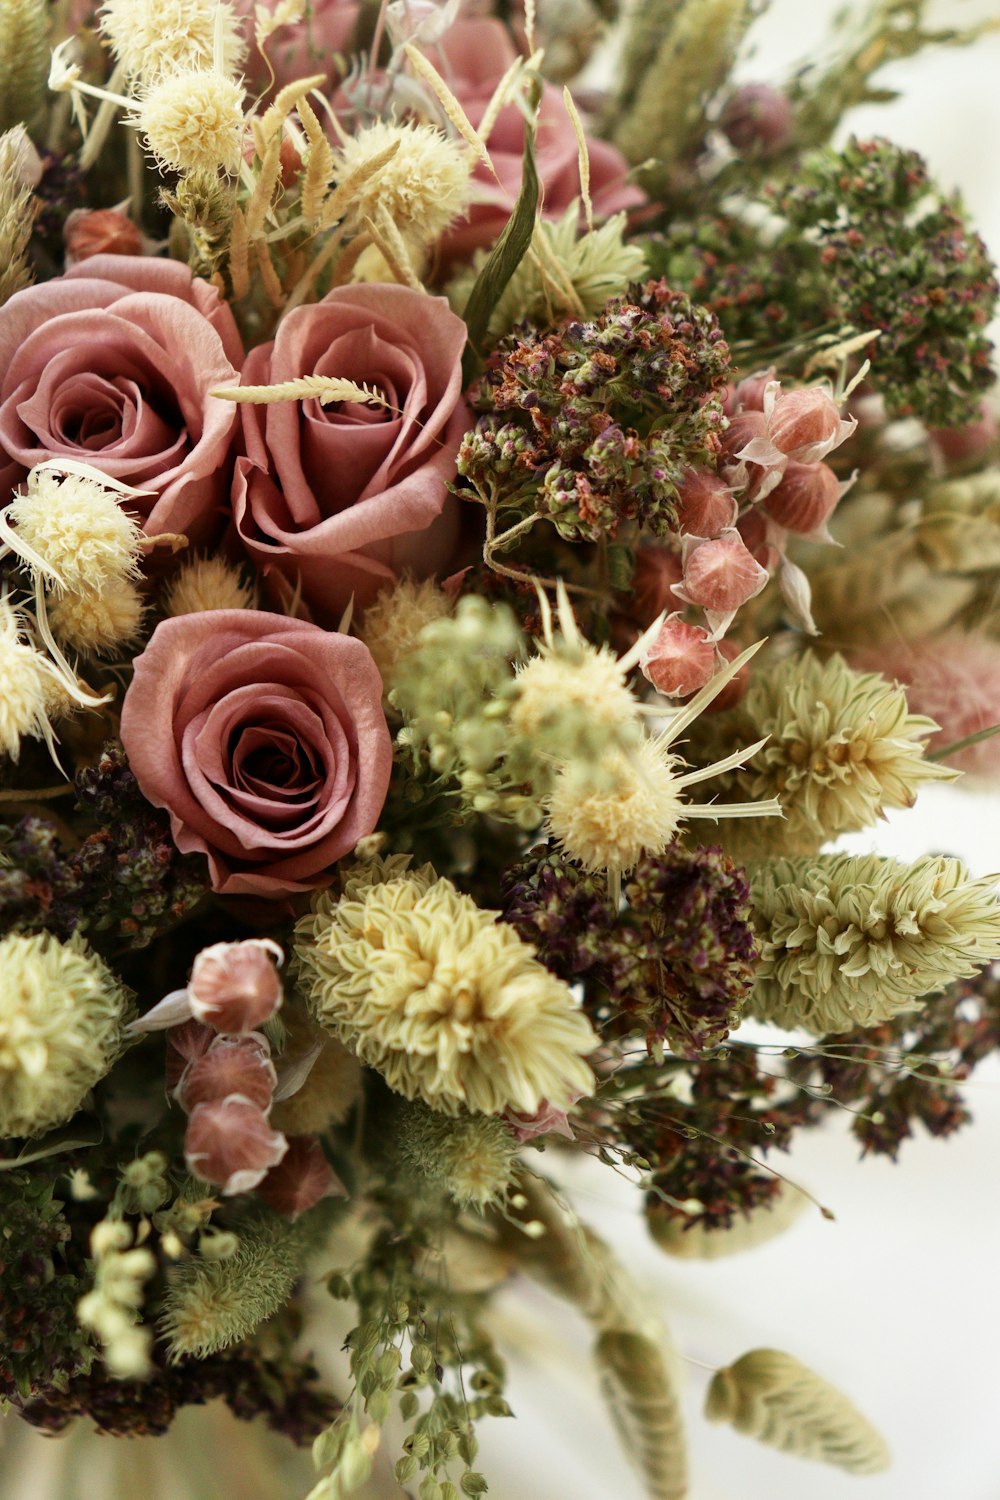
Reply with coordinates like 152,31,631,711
99,0,245,82
294,859,597,1117
0,931,132,1139
133,67,246,175
333,119,472,244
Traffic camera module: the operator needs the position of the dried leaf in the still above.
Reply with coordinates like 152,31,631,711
705,1348,890,1474
462,78,541,377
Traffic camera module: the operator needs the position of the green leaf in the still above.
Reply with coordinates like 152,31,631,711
461,80,541,383
0,1120,103,1171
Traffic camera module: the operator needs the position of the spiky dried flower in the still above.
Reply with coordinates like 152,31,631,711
359,576,451,691
294,859,597,1116
0,465,144,595
750,853,1000,1033
0,596,64,761
0,930,131,1138
396,1099,518,1209
99,0,245,82
447,205,648,344
722,651,956,855
47,575,146,656
332,119,471,244
134,68,246,176
163,554,257,616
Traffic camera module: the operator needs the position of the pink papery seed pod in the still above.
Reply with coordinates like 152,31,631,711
720,84,794,155
719,408,786,502
188,939,283,1033
640,615,718,698
629,544,684,627
762,384,857,465
704,638,752,714
675,469,738,539
674,530,770,637
732,367,777,413
64,208,145,264
505,1099,576,1145
175,1033,277,1113
256,1136,347,1219
185,1094,289,1196
735,507,781,571
164,1020,214,1097
762,459,846,538
930,405,998,467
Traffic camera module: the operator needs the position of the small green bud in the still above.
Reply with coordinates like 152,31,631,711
395,1456,419,1485
461,1474,489,1497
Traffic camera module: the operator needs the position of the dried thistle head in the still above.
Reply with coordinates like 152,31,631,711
332,119,471,245
99,0,245,83
133,68,246,176
163,554,257,616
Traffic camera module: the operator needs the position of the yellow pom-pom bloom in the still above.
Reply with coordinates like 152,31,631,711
135,69,246,176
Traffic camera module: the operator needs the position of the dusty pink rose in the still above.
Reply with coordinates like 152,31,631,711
233,283,468,622
256,1135,347,1218
185,1094,289,1195
0,256,243,542
236,0,359,92
120,610,392,895
435,20,644,261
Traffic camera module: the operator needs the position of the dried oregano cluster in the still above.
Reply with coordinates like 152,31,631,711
0,0,999,1496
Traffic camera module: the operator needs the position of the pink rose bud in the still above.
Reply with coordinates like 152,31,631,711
640,616,718,697
185,1095,289,1195
675,470,737,538
704,638,752,714
763,460,842,535
64,209,144,264
165,1020,214,1096
630,544,684,626
675,531,770,614
930,405,997,466
256,1136,347,1219
175,1033,277,1113
720,84,794,155
765,386,856,464
187,939,283,1033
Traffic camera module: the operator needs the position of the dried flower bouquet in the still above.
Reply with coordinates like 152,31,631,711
2,2,1000,1496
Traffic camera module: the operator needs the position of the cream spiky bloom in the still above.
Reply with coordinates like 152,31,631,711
48,576,145,657
0,931,132,1139
396,1099,518,1210
134,68,246,176
447,206,648,343
0,594,65,761
163,554,257,617
99,0,245,83
547,737,683,880
734,651,956,854
749,853,1000,1033
332,120,471,244
294,859,597,1117
359,576,451,690
0,463,144,596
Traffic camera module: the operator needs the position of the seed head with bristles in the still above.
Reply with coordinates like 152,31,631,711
133,68,246,176
333,120,471,245
99,0,245,83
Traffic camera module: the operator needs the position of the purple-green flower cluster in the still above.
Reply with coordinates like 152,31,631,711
0,743,206,950
459,280,731,542
502,842,758,1056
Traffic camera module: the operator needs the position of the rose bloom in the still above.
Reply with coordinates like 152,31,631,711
120,610,392,895
435,19,643,261
235,0,359,93
233,282,468,622
0,255,242,542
